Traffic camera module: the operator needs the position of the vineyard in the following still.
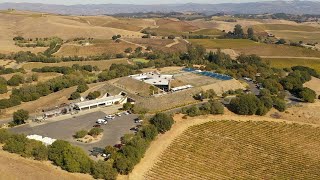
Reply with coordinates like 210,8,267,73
147,120,320,179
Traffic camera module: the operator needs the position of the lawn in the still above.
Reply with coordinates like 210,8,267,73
263,58,320,72
190,39,320,57
22,58,129,71
132,58,150,63
147,120,320,179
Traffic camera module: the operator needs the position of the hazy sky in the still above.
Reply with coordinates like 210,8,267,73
0,0,296,5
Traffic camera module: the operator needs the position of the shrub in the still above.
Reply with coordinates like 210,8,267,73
7,74,24,86
69,91,81,100
88,128,103,137
273,97,287,112
74,130,88,139
229,94,261,115
76,83,89,93
91,160,118,180
13,109,29,125
3,134,28,154
0,129,11,144
298,87,317,103
168,35,175,39
87,91,101,100
140,124,158,141
48,140,93,173
150,113,174,133
122,102,134,110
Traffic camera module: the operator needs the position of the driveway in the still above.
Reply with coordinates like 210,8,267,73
10,111,137,154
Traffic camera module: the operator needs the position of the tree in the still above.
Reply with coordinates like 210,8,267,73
229,94,261,115
233,24,244,38
140,124,158,141
88,128,103,137
0,129,11,144
247,27,254,39
76,83,89,93
7,74,24,86
124,47,133,53
168,35,175,39
74,130,88,139
135,47,143,53
273,97,286,112
150,113,174,133
122,102,134,110
48,140,93,173
208,99,224,115
86,91,101,100
13,109,29,125
277,38,286,44
91,160,118,180
298,87,317,103
69,91,81,100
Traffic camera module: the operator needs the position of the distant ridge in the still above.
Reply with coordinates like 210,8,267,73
1,1,320,15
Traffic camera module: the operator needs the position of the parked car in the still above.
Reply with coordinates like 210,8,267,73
105,115,115,120
96,119,106,124
134,118,143,123
116,113,121,117
93,124,101,128
114,144,123,149
123,111,130,115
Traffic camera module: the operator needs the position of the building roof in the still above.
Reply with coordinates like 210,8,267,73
74,94,124,108
129,72,173,86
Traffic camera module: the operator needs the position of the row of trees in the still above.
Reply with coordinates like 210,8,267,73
182,99,224,117
32,64,99,75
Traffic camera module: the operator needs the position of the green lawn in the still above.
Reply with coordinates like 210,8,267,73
132,58,150,63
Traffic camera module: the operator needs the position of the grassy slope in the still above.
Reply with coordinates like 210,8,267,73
148,120,320,179
263,58,320,72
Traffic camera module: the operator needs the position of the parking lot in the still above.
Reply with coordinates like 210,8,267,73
10,111,138,154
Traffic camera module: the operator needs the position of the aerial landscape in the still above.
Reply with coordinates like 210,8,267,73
1,0,320,179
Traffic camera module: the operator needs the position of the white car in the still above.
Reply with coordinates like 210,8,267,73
134,119,143,123
96,119,106,124
105,115,115,120
123,111,130,115
116,113,121,117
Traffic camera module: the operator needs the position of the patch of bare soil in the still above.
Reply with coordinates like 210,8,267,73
76,134,103,144
304,77,320,96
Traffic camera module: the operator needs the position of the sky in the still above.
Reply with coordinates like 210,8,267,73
0,0,301,5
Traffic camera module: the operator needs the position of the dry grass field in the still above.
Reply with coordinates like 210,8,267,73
0,149,93,180
22,58,128,71
150,19,199,36
147,120,320,179
124,38,188,53
0,11,144,54
190,39,320,58
55,40,138,57
304,77,320,96
263,57,320,72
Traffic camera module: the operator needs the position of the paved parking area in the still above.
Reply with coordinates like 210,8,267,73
10,111,137,154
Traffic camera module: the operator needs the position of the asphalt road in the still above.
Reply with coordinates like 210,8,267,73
10,111,137,154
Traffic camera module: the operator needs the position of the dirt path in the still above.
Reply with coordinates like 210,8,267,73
120,39,146,49
165,38,180,48
128,111,320,180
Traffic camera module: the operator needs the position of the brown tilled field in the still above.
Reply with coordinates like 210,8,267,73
55,40,138,57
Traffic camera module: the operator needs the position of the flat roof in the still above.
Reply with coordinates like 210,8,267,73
130,72,173,86
74,95,124,108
